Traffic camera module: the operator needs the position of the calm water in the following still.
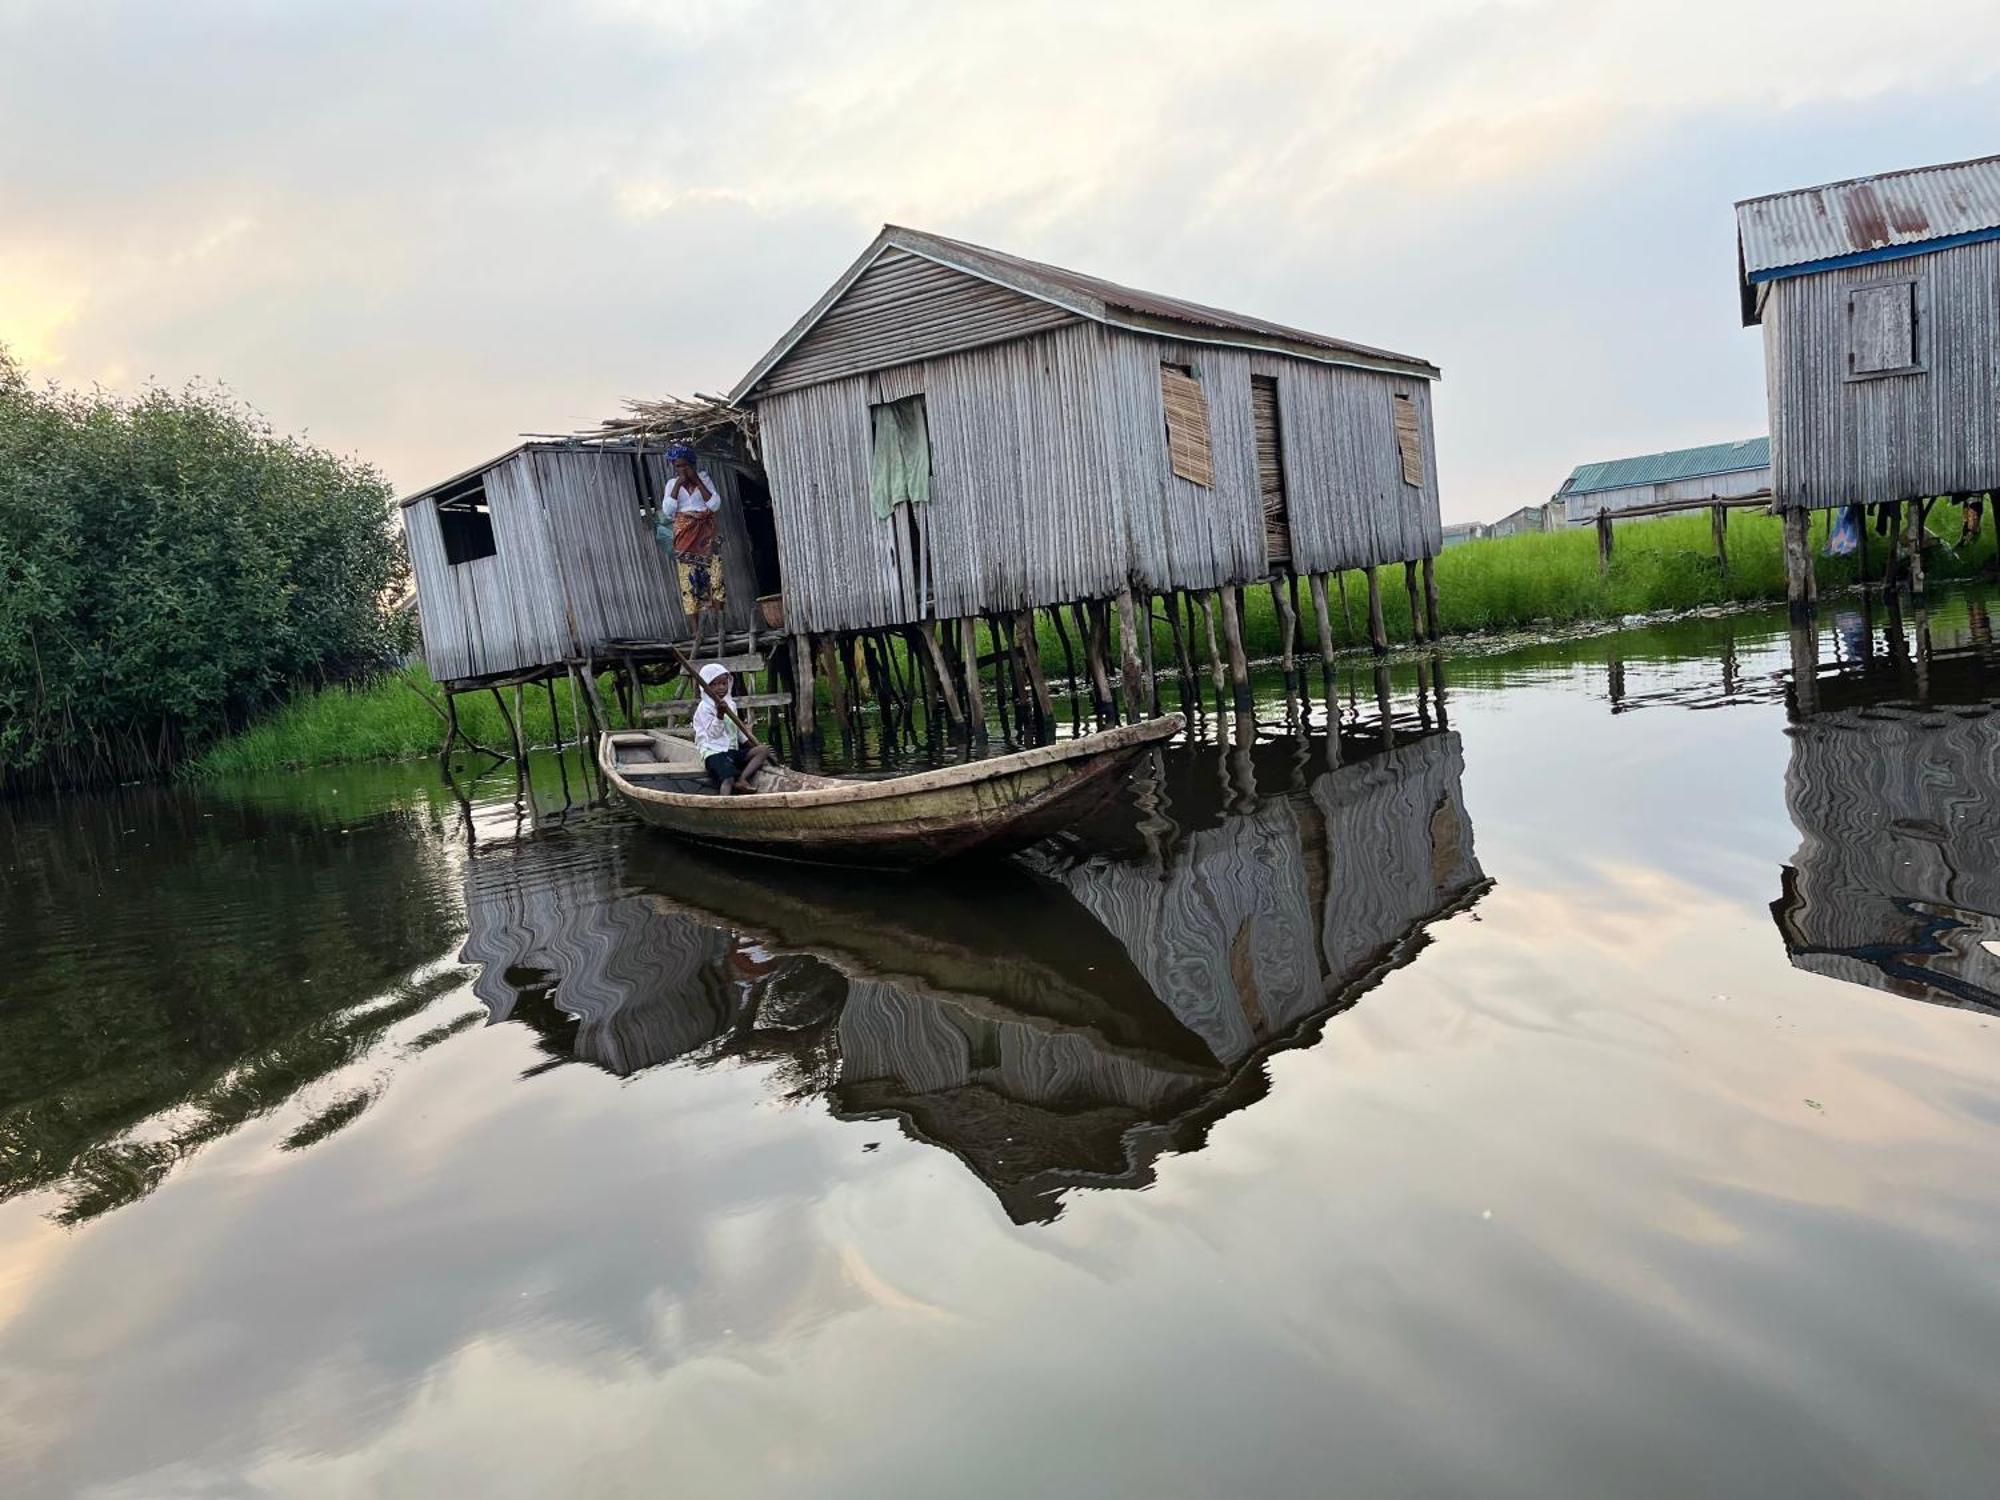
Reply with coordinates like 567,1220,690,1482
3,595,1999,1498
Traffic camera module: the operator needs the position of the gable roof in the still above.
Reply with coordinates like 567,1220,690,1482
1557,437,1770,499
1735,153,2000,322
731,225,1440,401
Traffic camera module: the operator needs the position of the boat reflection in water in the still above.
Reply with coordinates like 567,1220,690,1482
1773,599,2000,1013
460,718,1488,1223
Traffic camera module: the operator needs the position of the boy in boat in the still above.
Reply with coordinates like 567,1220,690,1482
693,662,771,795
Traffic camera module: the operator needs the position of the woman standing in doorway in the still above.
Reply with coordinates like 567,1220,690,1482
658,444,725,655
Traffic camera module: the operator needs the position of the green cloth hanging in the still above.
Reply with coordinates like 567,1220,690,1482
869,397,931,521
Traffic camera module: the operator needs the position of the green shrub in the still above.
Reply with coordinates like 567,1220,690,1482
0,348,409,789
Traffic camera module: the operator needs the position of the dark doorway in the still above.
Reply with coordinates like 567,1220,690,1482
735,470,784,597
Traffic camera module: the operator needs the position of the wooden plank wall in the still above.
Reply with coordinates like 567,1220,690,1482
403,457,572,683
760,322,1128,634
757,323,1444,633
760,248,1079,395
1763,238,2000,510
1254,353,1442,572
1098,330,1265,590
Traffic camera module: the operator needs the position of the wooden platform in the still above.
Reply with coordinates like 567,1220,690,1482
642,691,792,725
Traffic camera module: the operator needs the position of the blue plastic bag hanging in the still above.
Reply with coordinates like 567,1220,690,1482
1826,502,1862,557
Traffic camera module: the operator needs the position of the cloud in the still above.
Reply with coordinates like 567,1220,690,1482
2,0,1998,513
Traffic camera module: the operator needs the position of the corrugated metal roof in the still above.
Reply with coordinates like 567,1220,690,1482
734,225,1440,400
1558,437,1770,498
1736,153,2000,280
897,227,1440,375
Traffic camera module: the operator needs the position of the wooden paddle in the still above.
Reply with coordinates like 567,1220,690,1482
669,645,761,749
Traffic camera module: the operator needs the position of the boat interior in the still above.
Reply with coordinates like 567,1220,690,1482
603,731,830,795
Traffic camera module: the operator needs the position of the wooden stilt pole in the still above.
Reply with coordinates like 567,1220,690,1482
1711,502,1730,580
512,684,530,763
1373,664,1396,748
1114,585,1148,723
1217,583,1253,711
491,686,526,764
1364,566,1388,655
439,689,461,768
1783,508,1816,618
1270,577,1298,687
918,621,964,729
1905,497,1928,602
1086,601,1118,723
1050,603,1081,704
1137,590,1162,716
1422,553,1441,641
544,677,565,754
817,636,851,738
1309,572,1337,678
1014,609,1055,738
790,633,817,754
986,616,1019,746
959,616,987,743
1164,588,1196,703
1596,507,1614,576
1196,592,1227,704
1402,560,1424,644
578,658,615,731
1335,569,1355,644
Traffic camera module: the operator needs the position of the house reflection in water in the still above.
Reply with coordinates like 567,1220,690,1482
1771,611,2000,1014
459,724,1488,1222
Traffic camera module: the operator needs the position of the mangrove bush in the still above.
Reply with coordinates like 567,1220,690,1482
0,348,409,790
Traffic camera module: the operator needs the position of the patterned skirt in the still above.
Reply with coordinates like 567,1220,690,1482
676,549,724,617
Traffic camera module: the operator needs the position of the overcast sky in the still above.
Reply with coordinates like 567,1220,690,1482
4,0,1997,521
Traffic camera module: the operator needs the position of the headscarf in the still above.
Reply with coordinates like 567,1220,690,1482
666,443,697,465
697,662,730,686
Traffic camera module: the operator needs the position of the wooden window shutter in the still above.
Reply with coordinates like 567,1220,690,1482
1160,363,1214,487
1848,282,1918,376
1392,392,1424,487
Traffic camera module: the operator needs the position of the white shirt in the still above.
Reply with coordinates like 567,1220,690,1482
690,693,741,758
665,472,722,516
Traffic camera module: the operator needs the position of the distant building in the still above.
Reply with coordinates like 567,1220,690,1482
1553,437,1771,526
1487,501,1558,539
1440,520,1488,548
1737,153,2000,515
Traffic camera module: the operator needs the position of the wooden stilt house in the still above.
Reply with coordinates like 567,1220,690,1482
730,226,1446,723
1737,153,2000,609
399,437,781,689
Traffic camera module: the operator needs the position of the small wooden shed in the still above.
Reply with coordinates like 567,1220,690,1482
399,439,779,688
1737,153,2000,606
730,226,1444,705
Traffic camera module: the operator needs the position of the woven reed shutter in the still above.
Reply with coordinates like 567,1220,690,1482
1251,375,1290,567
1160,363,1214,487
1392,393,1424,487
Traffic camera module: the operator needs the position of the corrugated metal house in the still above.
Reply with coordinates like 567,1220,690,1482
1554,438,1771,526
1737,153,2000,512
729,226,1444,637
399,440,779,687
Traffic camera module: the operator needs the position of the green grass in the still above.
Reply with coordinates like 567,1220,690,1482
194,502,1995,773
186,665,618,777
1206,502,1994,659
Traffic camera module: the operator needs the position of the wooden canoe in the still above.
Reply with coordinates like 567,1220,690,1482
597,715,1182,869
